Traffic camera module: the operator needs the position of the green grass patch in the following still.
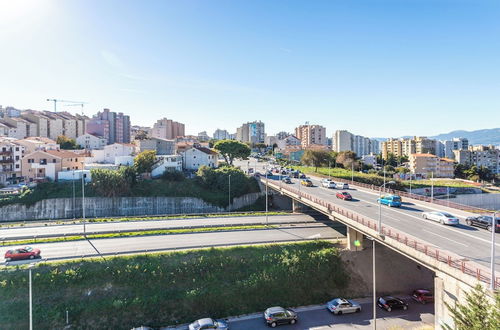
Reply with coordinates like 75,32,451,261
2,225,277,247
0,241,350,329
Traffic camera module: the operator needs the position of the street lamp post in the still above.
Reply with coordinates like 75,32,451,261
265,165,269,226
430,171,434,202
351,161,354,183
328,160,331,179
366,236,377,330
228,175,231,212
491,211,497,290
378,181,396,235
81,165,86,235
72,170,75,219
28,263,35,330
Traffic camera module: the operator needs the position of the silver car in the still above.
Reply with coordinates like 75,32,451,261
188,318,229,330
326,298,361,315
321,179,336,188
422,211,459,225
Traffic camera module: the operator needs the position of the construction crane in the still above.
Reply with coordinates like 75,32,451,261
64,103,88,116
46,99,88,113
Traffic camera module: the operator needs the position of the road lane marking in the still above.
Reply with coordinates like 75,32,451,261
422,229,469,247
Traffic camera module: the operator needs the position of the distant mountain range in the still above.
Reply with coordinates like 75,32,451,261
373,128,500,146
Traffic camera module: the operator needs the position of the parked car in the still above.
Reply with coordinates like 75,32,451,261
335,182,349,189
336,192,352,200
300,179,313,187
263,306,297,327
465,215,500,232
411,289,434,304
299,173,306,179
189,318,229,330
326,298,361,314
321,179,336,188
282,177,292,184
377,195,402,207
5,246,41,261
377,296,408,312
422,211,459,225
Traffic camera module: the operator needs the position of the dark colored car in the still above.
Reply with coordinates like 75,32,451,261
412,289,434,304
291,172,299,178
188,318,229,330
282,177,292,184
465,215,500,232
264,306,297,327
336,192,352,200
5,246,41,261
377,296,408,312
299,173,306,179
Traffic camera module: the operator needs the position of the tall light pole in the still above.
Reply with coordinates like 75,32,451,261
351,160,354,183
28,263,35,330
228,174,231,212
378,181,396,235
409,173,412,195
366,236,377,330
491,211,497,290
81,163,86,234
328,160,331,179
265,165,269,226
430,171,434,202
72,170,76,219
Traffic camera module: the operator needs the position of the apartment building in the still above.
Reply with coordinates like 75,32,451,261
182,147,219,171
152,117,185,140
0,117,37,139
198,131,210,142
22,149,84,182
276,135,301,150
409,153,454,178
213,129,230,140
87,108,131,144
88,143,135,165
0,137,24,184
453,145,500,174
236,121,265,144
443,138,469,159
295,124,326,148
382,137,437,159
136,137,176,155
76,133,107,150
15,137,59,154
333,130,379,156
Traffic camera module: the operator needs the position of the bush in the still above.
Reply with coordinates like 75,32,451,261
161,169,185,182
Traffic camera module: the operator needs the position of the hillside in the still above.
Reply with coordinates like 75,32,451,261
430,128,500,145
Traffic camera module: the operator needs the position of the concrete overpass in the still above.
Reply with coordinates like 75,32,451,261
259,175,498,329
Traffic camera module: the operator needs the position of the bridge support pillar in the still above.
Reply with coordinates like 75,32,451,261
346,227,363,251
292,199,303,213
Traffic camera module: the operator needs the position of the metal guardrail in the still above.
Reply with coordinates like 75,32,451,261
263,178,500,289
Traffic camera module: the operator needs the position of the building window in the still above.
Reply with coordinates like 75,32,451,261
40,159,47,165
53,159,56,163
15,164,19,169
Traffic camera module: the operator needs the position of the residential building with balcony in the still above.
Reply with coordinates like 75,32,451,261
76,133,107,150
236,121,265,144
15,137,59,154
136,137,176,155
295,124,326,148
22,149,84,182
409,153,454,178
333,130,379,156
453,145,500,174
213,129,230,140
0,138,24,185
152,117,185,140
86,108,131,144
182,147,219,171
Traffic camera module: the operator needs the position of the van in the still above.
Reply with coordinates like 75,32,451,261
377,195,402,207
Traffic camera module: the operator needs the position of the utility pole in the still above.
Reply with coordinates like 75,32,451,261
81,166,86,234
491,211,497,290
228,175,231,212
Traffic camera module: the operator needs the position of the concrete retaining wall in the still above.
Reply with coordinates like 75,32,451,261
0,192,264,222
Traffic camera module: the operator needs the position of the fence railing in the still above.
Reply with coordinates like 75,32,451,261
263,178,499,289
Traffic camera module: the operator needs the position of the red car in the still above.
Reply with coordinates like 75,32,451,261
5,246,41,261
411,289,433,304
336,192,352,200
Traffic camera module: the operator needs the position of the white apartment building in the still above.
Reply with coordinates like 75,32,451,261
87,143,135,164
213,129,230,140
15,137,59,154
333,130,379,156
151,155,183,178
182,147,219,171
0,137,25,184
276,135,301,150
236,121,265,144
76,133,107,150
454,146,500,174
444,138,469,159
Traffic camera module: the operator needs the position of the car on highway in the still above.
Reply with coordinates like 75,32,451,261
465,215,500,232
377,195,402,207
411,289,434,304
336,192,352,200
300,179,313,187
335,182,349,189
5,246,41,261
377,296,408,312
321,179,336,188
188,318,229,330
282,177,292,184
326,298,361,314
264,306,297,327
422,211,459,225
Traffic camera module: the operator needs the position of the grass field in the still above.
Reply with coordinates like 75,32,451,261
0,241,349,330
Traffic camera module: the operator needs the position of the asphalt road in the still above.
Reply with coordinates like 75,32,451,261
177,298,434,330
2,223,342,263
238,159,500,272
0,214,318,239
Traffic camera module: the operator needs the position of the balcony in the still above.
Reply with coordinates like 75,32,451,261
0,151,12,156
0,158,14,164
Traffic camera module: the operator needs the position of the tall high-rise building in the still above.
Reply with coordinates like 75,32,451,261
213,129,230,140
382,136,437,159
152,118,185,140
295,124,326,148
236,121,265,144
444,137,469,159
86,108,131,144
333,130,379,156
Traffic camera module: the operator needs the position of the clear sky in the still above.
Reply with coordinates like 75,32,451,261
1,0,499,138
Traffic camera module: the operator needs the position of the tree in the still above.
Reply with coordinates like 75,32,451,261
57,135,80,150
213,140,251,165
444,285,500,330
336,151,357,169
161,168,185,181
134,150,157,174
385,153,398,167
301,150,330,171
454,163,468,179
90,168,131,197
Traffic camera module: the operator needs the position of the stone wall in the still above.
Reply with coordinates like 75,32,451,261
0,192,264,222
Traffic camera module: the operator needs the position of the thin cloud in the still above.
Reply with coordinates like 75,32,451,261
101,50,124,68
279,47,292,53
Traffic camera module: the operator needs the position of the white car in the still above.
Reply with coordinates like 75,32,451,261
327,298,361,315
321,179,336,188
422,211,459,225
335,182,349,189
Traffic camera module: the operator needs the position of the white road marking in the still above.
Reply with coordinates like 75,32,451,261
422,229,469,247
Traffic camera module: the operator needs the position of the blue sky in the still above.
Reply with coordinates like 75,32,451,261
0,0,499,138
